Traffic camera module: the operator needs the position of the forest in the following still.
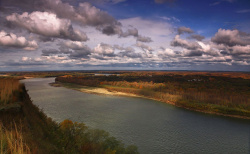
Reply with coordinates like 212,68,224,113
0,77,138,154
55,71,250,118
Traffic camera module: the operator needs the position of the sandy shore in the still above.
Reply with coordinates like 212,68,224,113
78,87,139,97
24,76,34,79
50,82,139,97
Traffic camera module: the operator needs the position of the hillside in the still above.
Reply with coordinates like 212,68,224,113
0,78,138,154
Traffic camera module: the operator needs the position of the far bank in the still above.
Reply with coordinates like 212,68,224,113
54,73,250,120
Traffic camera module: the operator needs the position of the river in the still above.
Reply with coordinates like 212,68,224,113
22,78,250,154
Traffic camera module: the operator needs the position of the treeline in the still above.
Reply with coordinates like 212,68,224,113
56,72,250,117
0,78,139,153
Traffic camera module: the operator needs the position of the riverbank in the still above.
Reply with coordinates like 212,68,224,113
0,78,139,153
51,81,250,120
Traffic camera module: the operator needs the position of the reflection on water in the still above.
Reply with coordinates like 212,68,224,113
22,78,250,154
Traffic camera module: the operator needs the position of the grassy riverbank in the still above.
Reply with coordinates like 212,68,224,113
0,78,139,153
55,72,250,119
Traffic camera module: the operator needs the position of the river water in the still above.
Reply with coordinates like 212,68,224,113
22,78,250,154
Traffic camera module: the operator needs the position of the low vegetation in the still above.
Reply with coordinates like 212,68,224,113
0,78,21,105
0,78,139,153
0,123,31,154
56,71,250,118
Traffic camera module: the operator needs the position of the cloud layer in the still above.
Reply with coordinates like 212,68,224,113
0,0,249,71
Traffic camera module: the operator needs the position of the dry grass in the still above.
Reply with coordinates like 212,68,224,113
0,79,20,105
0,123,30,154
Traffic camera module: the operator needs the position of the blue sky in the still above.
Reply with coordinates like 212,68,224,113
103,0,250,35
0,0,249,71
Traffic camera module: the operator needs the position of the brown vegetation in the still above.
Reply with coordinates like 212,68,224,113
0,78,139,153
56,71,250,118
0,78,21,105
0,123,31,154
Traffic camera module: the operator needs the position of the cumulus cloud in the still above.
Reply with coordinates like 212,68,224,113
46,1,117,27
136,42,154,51
114,45,141,58
171,35,201,50
213,43,250,56
210,29,250,60
189,34,205,41
64,41,87,50
177,26,194,35
183,49,203,57
77,2,119,27
69,46,92,59
3,0,128,37
211,29,250,47
61,41,92,59
0,30,38,50
169,34,223,57
44,1,124,36
41,41,92,60
42,49,60,56
158,46,203,58
158,48,178,57
197,41,219,56
6,11,88,41
121,28,138,37
230,45,250,55
137,35,153,42
100,25,123,36
93,43,115,56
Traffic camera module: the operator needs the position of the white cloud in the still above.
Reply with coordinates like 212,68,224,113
171,35,201,50
0,30,38,50
6,11,88,41
158,48,176,57
211,29,250,47
94,43,114,55
64,41,86,50
177,26,194,34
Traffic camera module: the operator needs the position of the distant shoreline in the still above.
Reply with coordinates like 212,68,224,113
50,82,250,120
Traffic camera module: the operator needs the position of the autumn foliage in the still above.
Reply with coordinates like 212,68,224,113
56,71,250,118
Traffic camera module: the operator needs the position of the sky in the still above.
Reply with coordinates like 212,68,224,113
0,0,249,71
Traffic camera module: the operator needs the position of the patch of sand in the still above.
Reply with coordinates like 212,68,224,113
78,87,138,97
24,77,34,79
